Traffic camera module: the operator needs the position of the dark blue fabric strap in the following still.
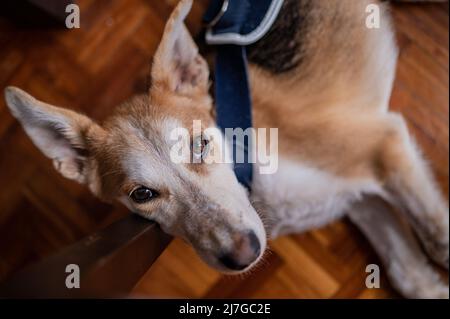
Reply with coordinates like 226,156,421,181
203,0,279,190
215,45,253,189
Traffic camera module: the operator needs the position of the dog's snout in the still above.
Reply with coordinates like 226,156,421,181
218,230,262,271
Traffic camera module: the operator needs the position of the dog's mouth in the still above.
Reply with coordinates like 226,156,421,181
216,251,264,274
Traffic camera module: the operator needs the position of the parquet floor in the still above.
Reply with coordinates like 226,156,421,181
0,1,448,298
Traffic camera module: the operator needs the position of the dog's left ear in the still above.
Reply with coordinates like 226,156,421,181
151,0,209,97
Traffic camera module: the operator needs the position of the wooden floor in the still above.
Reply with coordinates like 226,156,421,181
0,1,448,298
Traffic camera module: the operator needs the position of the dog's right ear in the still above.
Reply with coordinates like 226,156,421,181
4,86,106,184
150,0,209,98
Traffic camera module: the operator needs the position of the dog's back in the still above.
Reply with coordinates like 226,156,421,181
248,0,399,178
248,0,397,116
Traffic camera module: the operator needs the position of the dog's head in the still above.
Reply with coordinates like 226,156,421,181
4,0,266,273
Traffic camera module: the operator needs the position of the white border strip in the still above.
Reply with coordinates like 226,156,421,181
205,0,284,46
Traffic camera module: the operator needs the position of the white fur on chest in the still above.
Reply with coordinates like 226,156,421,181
251,158,383,238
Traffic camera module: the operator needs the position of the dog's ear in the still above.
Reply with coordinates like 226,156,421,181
151,0,209,97
4,86,105,184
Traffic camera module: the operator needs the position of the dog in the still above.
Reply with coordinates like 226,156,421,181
4,0,449,298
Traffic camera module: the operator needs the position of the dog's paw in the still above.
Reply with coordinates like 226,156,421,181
420,224,449,270
398,274,449,299
417,211,449,270
413,281,449,299
389,260,449,299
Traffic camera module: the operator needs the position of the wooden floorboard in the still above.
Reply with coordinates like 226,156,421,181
0,1,447,298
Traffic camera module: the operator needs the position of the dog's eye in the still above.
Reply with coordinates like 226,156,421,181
192,136,210,160
129,187,158,203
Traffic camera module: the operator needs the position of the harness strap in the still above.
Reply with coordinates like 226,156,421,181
215,45,253,189
203,0,283,191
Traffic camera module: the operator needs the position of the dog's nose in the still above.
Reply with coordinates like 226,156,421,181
218,230,261,271
247,230,261,256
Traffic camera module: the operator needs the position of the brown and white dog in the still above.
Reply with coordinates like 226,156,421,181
4,0,449,298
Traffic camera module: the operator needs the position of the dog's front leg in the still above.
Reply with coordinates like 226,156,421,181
348,196,448,299
380,114,449,269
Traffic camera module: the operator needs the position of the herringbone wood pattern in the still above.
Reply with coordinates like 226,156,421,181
0,0,447,298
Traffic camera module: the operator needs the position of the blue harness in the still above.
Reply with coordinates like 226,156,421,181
203,0,284,191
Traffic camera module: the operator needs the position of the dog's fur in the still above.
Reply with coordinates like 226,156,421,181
4,0,449,298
